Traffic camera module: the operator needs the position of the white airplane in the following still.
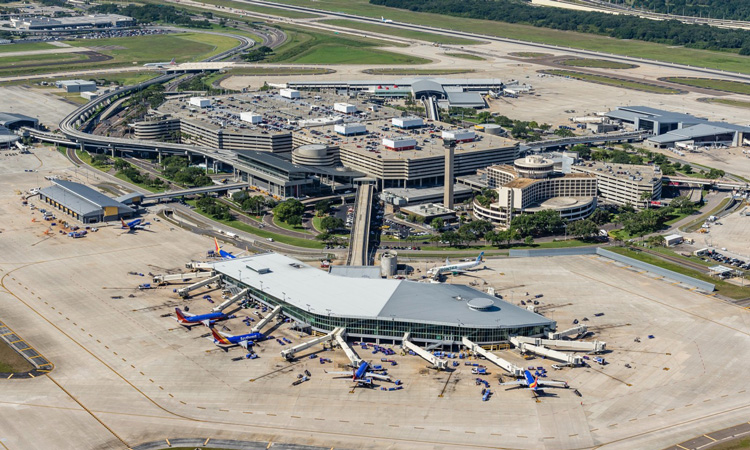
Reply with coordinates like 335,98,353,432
143,58,176,68
500,370,569,392
427,252,484,276
381,16,393,23
325,361,391,385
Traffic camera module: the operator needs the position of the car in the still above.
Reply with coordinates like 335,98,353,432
267,238,274,242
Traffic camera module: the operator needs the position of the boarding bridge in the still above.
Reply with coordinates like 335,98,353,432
333,328,362,367
548,325,587,340
510,337,583,366
153,271,215,285
514,336,606,353
281,327,342,361
176,275,221,298
250,305,281,333
402,333,447,370
462,337,523,377
185,261,214,271
211,288,249,313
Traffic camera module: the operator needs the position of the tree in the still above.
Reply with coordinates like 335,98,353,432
670,196,696,214
320,216,344,232
589,208,611,225
314,199,331,216
646,235,666,247
242,195,266,215
554,128,575,138
273,199,304,223
286,215,303,227
682,164,693,174
707,168,725,179
524,236,534,246
431,217,445,231
440,230,462,247
567,219,599,240
640,191,653,208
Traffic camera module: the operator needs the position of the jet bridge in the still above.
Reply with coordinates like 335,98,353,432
462,337,523,377
176,275,221,298
514,336,606,353
548,325,587,340
333,328,362,367
510,337,583,365
185,261,214,271
281,327,342,361
251,305,281,333
211,288,249,313
153,271,215,285
402,333,447,370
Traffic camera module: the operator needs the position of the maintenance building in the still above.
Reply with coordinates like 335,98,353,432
212,253,555,345
38,180,134,223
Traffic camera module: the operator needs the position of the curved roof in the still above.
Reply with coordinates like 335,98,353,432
0,126,19,144
0,112,38,129
410,79,446,97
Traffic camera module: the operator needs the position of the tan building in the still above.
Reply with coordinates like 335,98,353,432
570,161,662,208
473,156,597,227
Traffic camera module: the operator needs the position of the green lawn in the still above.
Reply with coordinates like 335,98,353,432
414,238,594,251
608,247,750,300
557,58,636,69
187,201,323,248
0,41,57,53
113,173,164,193
541,69,683,94
445,52,486,61
272,215,312,234
88,71,162,86
509,52,551,57
663,77,750,95
0,52,89,65
266,25,430,65
365,68,474,75
266,0,750,73
76,149,111,173
0,343,33,373
699,98,750,110
222,67,334,76
320,19,481,45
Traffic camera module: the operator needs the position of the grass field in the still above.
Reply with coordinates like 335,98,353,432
663,77,750,95
0,52,89,65
608,246,750,300
0,41,58,53
320,19,481,45
53,92,90,105
444,52,485,61
542,69,683,94
509,52,550,57
700,97,750,109
365,68,474,75
0,343,33,373
266,25,429,65
557,58,636,69
272,215,312,234
88,72,162,86
223,67,334,76
196,0,319,18
266,0,750,74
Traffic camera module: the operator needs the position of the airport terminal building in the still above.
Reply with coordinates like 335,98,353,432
212,253,555,345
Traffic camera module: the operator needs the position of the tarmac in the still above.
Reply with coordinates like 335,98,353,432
2,148,750,450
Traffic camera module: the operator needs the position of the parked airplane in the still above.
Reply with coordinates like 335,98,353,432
381,16,393,23
428,252,484,276
326,361,391,384
209,327,264,349
214,237,237,259
121,218,151,232
143,58,176,68
174,307,228,328
500,370,569,391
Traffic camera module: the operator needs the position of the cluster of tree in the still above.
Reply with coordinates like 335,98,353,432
90,153,111,169
114,158,165,189
124,84,165,121
273,199,304,226
626,0,750,23
241,46,273,62
616,196,696,236
320,216,345,232
177,74,223,95
437,220,494,247
488,115,551,141
314,199,332,216
196,196,231,220
90,4,211,28
160,156,212,187
231,191,276,215
474,188,498,208
509,209,566,237
369,0,750,54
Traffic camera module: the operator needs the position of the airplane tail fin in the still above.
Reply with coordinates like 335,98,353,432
170,57,176,65
174,307,186,321
121,218,127,229
214,237,221,253
210,327,224,341
477,251,484,262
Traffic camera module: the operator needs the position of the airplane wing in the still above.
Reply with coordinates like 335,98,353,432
201,319,213,327
538,380,568,388
365,372,391,381
498,379,526,386
324,370,353,376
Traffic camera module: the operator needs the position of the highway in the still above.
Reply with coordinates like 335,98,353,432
244,0,750,83
347,183,374,266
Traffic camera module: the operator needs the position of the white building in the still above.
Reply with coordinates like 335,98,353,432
442,129,475,143
240,112,263,124
392,117,423,129
334,123,367,136
189,97,212,108
280,88,300,99
382,137,417,151
570,161,662,208
333,103,358,114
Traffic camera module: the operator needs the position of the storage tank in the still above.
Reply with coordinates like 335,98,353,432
380,251,398,277
475,123,505,136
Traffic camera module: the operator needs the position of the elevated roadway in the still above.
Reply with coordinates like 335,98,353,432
346,183,374,266
664,175,749,190
142,183,248,201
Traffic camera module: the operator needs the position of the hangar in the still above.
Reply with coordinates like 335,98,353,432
38,180,134,223
0,112,39,130
212,253,555,345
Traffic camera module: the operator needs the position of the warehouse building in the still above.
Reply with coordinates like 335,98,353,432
0,126,20,149
472,156,598,227
0,112,39,130
10,14,134,30
570,161,663,208
56,80,97,93
213,253,555,345
38,180,134,223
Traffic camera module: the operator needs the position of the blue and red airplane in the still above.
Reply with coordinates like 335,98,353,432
325,361,391,384
174,307,228,328
208,327,265,349
214,237,236,259
121,218,151,233
499,370,568,391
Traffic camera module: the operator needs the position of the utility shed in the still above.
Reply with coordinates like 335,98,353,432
38,180,134,223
